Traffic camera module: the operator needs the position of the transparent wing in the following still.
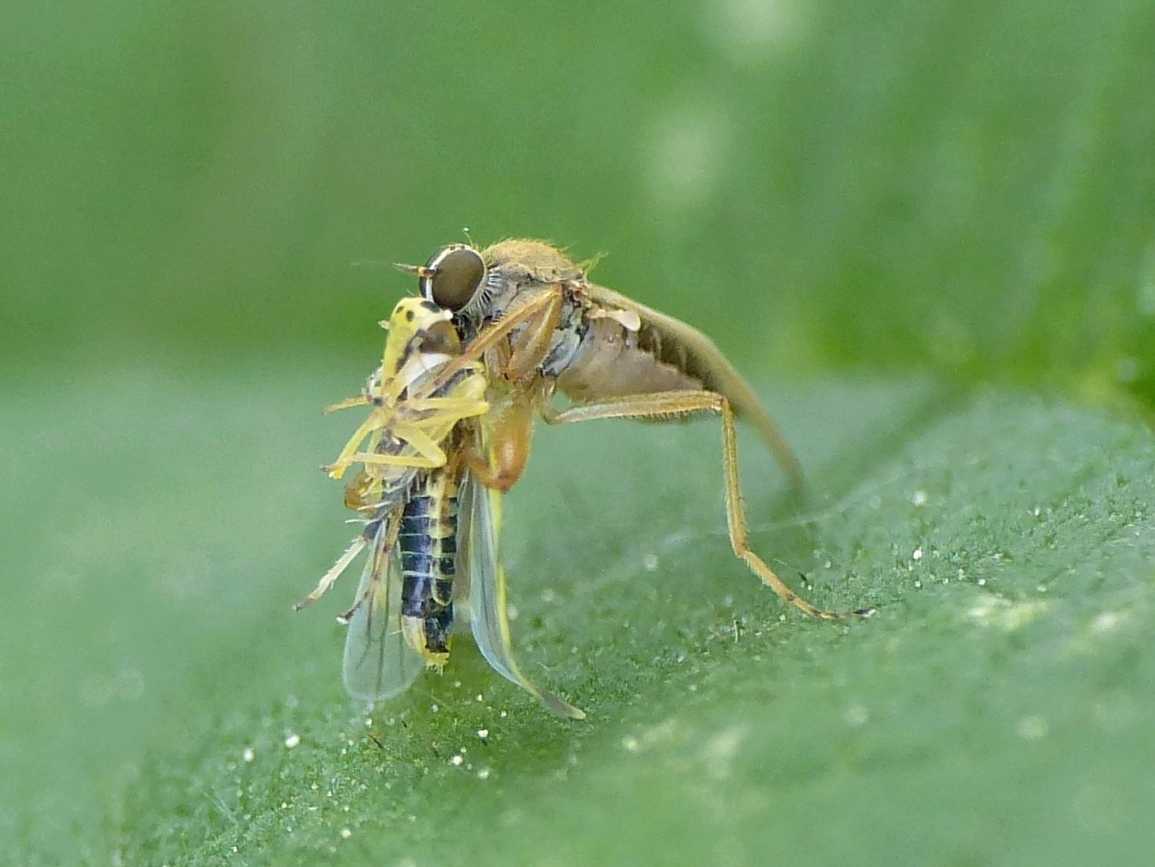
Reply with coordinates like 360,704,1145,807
342,520,425,703
459,474,585,719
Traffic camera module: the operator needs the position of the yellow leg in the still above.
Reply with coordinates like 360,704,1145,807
327,412,390,478
344,424,448,472
404,397,490,417
348,451,444,469
391,422,449,465
328,417,452,478
324,394,372,413
544,391,875,621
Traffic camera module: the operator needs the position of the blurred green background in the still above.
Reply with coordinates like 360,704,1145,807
4,0,1155,864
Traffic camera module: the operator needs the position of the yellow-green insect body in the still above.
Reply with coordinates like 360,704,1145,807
325,297,488,508
299,296,490,697
304,288,588,718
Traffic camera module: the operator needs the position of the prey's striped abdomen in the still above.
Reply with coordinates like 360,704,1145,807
398,469,461,664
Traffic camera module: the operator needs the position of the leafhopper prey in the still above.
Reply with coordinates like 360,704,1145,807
299,295,583,718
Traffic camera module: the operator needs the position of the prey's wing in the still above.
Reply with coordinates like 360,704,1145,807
459,474,585,720
342,520,425,703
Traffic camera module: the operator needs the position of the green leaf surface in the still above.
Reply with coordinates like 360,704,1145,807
4,370,1153,865
6,0,1155,863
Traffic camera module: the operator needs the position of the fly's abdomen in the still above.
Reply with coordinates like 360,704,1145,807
555,317,702,402
398,468,460,666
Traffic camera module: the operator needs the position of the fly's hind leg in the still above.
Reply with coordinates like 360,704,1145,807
543,391,875,621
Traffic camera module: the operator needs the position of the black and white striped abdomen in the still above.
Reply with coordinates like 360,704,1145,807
398,468,460,657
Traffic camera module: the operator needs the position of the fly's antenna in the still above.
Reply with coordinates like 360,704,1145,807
394,262,434,278
350,258,395,271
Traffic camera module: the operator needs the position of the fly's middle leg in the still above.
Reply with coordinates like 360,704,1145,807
542,391,876,621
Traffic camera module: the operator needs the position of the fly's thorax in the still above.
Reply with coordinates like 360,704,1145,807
482,239,585,286
539,300,589,378
431,238,702,400
471,240,586,327
477,263,700,399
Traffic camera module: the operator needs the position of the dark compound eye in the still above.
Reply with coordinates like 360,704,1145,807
420,245,485,312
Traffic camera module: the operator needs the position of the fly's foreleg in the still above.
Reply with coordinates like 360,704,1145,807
542,391,875,621
415,287,565,399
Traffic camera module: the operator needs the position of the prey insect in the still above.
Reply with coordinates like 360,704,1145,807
298,295,584,717
402,239,876,626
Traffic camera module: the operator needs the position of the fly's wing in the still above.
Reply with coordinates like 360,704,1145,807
584,281,803,488
342,520,425,703
459,474,585,720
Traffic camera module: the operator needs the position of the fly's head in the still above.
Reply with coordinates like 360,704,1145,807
397,244,494,323
403,239,587,339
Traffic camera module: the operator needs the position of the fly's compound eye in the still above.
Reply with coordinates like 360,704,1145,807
420,245,485,312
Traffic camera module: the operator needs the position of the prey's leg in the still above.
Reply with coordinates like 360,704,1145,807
404,396,490,418
328,421,450,477
327,412,389,478
295,536,368,610
324,395,371,413
348,422,449,469
544,391,874,621
348,452,445,469
337,512,403,624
